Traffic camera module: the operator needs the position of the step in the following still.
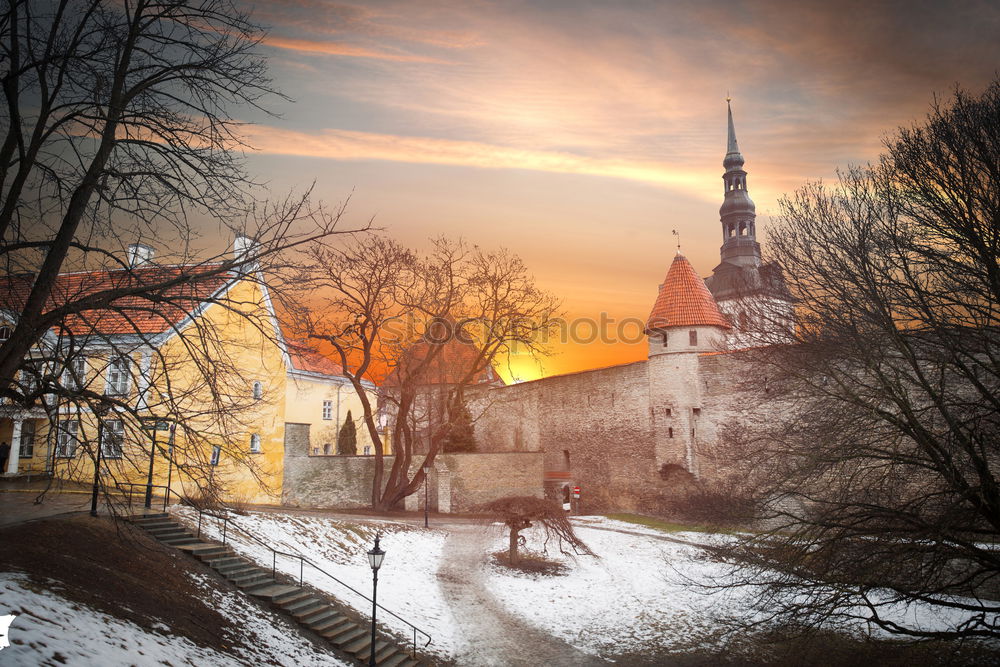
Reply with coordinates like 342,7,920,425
343,633,373,658
320,621,359,641
158,536,202,546
379,654,414,667
284,597,324,617
291,601,329,621
246,583,300,601
273,588,310,606
369,640,392,663
327,625,366,648
129,512,169,521
145,522,184,532
192,547,234,560
309,613,348,635
204,556,243,569
149,529,188,540
233,572,272,588
301,607,340,626
217,560,253,574
222,565,259,579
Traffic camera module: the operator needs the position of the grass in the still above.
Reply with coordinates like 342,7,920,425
604,512,738,535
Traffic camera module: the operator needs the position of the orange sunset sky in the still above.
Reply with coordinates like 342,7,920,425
232,0,1000,382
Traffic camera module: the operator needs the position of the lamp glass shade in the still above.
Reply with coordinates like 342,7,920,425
368,547,385,570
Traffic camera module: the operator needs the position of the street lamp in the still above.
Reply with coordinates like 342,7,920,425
422,464,430,528
89,402,110,517
367,533,385,667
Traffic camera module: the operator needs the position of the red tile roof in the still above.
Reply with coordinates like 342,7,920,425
646,253,731,331
0,265,234,336
284,339,345,376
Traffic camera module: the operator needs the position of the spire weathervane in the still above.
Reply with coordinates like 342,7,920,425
672,229,681,252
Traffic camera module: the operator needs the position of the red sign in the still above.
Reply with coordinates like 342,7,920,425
572,485,581,498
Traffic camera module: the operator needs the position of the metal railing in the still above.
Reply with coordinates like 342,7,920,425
195,508,432,658
116,482,189,513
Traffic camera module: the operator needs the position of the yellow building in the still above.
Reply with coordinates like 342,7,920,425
0,240,377,506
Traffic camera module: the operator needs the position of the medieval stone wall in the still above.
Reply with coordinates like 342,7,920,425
282,420,544,510
472,348,792,514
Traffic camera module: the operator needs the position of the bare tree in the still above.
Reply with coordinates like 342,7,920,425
292,236,560,511
713,79,1000,639
0,0,358,392
480,495,594,566
0,0,366,507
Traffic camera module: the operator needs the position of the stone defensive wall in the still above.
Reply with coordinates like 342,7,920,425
281,423,544,511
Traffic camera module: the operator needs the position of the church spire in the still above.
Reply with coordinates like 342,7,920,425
718,98,760,268
726,97,741,160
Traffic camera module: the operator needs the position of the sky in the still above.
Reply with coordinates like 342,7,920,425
235,0,1000,382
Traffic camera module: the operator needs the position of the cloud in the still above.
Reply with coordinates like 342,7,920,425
263,36,450,63
247,126,716,197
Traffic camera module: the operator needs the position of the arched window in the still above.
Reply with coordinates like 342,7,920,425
252,381,262,400
323,442,331,455
250,433,261,453
0,326,11,342
689,330,698,346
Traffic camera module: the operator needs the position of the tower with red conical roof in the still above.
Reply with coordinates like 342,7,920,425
645,251,730,357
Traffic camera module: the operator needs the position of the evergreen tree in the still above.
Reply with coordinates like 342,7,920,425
443,404,476,453
337,410,358,455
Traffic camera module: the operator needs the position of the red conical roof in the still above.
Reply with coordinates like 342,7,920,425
646,252,731,331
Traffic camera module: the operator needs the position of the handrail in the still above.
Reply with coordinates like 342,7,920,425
194,508,432,658
116,482,190,513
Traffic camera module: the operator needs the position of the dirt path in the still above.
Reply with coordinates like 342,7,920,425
435,523,608,667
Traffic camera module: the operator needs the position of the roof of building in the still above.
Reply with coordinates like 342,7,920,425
646,252,731,331
283,337,345,376
0,265,234,336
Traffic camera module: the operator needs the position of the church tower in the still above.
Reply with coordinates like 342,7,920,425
717,100,761,268
705,99,794,348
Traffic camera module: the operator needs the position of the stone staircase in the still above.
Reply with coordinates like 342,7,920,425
131,512,424,667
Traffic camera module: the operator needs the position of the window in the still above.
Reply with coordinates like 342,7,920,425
210,446,221,466
661,332,668,348
20,360,43,394
668,427,674,438
693,408,701,417
323,442,331,455
56,420,80,458
0,326,11,342
18,420,36,458
250,433,261,453
322,400,333,420
664,408,672,417
252,381,262,400
363,445,371,456
105,356,130,396
689,330,698,346
102,419,124,458
311,446,319,456
62,356,87,391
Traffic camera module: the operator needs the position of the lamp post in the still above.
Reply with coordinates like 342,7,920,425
367,533,385,667
423,464,430,528
89,403,110,517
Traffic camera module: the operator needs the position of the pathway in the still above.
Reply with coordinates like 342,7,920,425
435,523,608,667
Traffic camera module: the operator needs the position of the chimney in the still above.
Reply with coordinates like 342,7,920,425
127,243,155,267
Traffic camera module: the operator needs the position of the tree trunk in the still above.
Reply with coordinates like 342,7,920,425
508,526,520,564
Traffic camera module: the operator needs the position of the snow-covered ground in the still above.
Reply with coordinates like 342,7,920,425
0,572,348,666
173,508,997,665
173,507,456,659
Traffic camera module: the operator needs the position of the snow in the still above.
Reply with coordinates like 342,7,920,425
173,507,455,659
0,571,349,666
164,508,997,664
